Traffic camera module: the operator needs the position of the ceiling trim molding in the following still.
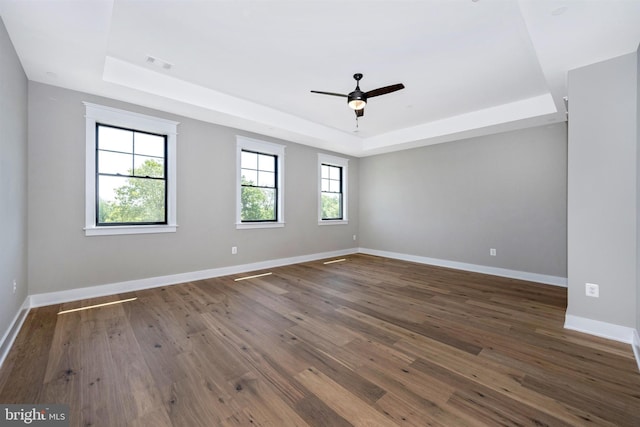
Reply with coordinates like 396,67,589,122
104,56,564,157
103,56,363,149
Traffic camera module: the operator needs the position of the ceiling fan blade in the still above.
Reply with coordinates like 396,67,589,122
310,90,348,98
365,83,405,98
355,108,364,117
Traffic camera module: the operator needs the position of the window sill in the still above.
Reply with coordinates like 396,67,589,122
318,220,348,225
85,224,177,236
236,222,285,230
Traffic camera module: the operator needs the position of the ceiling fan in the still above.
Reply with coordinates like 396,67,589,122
311,73,405,119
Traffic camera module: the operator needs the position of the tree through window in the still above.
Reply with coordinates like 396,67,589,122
240,150,277,221
321,164,342,220
96,124,167,225
236,136,285,229
318,153,349,224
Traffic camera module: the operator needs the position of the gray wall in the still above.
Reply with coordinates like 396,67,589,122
567,52,638,328
359,123,568,278
0,18,28,335
637,46,640,335
27,82,358,294
637,45,640,335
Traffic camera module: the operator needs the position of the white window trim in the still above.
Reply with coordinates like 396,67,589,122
318,153,349,225
84,102,179,236
236,135,286,229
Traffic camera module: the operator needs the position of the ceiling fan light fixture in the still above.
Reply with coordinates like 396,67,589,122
348,91,367,110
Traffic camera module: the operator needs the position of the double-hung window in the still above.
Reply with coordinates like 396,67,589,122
318,153,348,224
240,150,277,221
236,136,285,228
84,103,179,236
96,124,167,225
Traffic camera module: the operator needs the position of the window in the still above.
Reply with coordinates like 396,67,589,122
321,164,343,219
241,150,277,221
84,103,179,236
318,153,348,224
236,136,285,228
96,124,167,225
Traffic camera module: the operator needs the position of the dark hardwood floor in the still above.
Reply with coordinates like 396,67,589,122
1,254,639,426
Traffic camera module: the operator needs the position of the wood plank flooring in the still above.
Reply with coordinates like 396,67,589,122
1,254,639,426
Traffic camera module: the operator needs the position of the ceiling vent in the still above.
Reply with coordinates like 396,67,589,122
145,55,173,71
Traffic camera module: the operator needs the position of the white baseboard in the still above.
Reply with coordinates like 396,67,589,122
358,247,567,287
564,314,636,344
29,248,358,308
0,296,31,368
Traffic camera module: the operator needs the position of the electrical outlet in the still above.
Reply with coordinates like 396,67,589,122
13,279,17,294
231,246,237,255
490,248,497,256
585,283,599,298
353,234,357,241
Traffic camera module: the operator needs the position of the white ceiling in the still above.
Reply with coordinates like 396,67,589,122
1,0,639,157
